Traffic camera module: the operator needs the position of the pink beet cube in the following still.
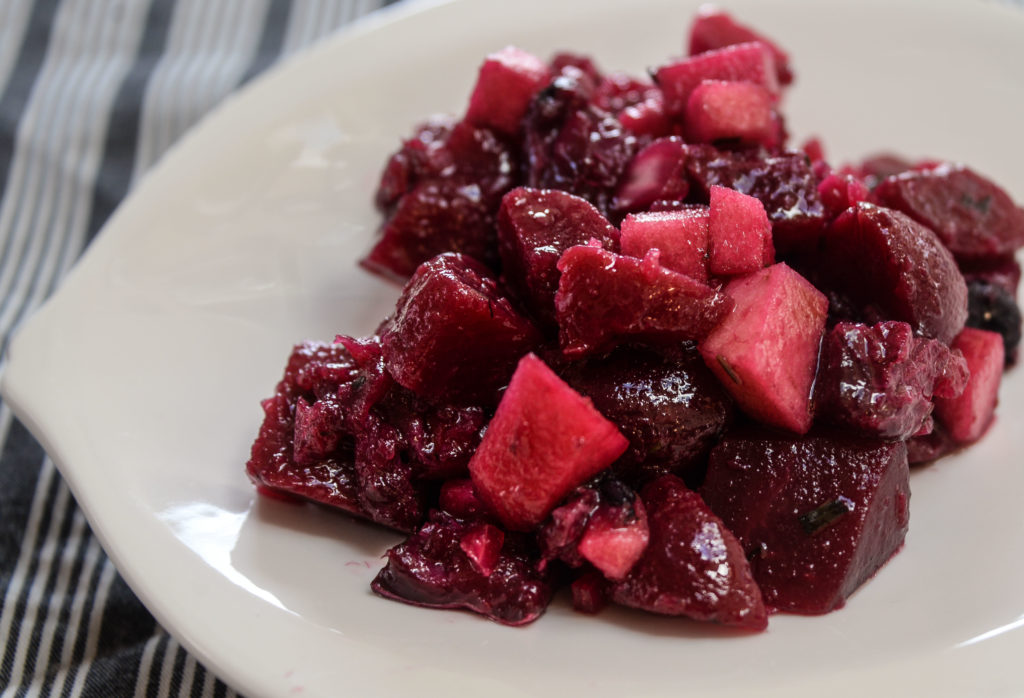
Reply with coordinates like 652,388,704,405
466,46,551,136
620,209,710,282
685,80,777,146
708,185,774,276
556,245,734,358
468,354,629,531
655,42,779,116
699,263,828,433
934,327,1005,443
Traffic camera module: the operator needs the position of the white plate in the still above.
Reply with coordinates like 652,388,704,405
5,0,1024,695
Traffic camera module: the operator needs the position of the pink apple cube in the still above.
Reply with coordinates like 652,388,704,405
655,42,779,116
934,327,1005,443
468,354,629,531
620,209,710,282
466,46,551,136
708,185,774,276
685,80,777,146
699,263,828,433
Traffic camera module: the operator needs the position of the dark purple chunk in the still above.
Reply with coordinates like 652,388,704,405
965,279,1022,364
372,511,553,626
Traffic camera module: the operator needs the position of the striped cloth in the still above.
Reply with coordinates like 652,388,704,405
0,2,394,696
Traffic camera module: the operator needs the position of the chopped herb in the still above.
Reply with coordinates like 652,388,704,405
717,355,742,384
799,497,853,535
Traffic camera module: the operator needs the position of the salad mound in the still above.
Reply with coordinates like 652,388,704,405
246,7,1022,629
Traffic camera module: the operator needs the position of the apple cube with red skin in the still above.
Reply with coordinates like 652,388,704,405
685,80,778,147
708,184,774,276
620,209,709,282
466,46,551,136
689,7,794,85
610,475,768,631
699,263,828,434
655,42,779,116
556,244,734,358
701,432,910,615
468,354,629,531
935,327,1005,443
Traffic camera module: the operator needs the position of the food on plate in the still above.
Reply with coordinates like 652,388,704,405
247,7,1023,629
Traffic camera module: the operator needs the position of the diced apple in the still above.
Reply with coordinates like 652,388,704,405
577,496,650,581
689,7,793,85
466,46,551,135
707,185,773,276
699,263,828,433
685,80,777,146
934,327,1005,443
620,209,709,282
655,42,779,116
468,354,629,531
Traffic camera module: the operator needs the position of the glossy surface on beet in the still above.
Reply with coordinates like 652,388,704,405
497,186,620,328
559,346,732,481
610,475,768,630
814,203,968,344
382,253,541,405
815,321,969,440
371,511,552,626
467,354,628,530
555,245,733,357
873,163,1024,261
701,431,910,614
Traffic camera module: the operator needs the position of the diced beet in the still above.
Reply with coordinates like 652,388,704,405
610,475,767,631
612,137,689,215
466,46,552,136
467,354,628,531
618,93,672,138
537,487,600,568
959,255,1021,298
965,279,1022,362
522,70,638,215
934,328,1005,444
559,346,732,481
372,511,552,626
872,163,1024,261
818,172,870,217
382,253,541,406
620,209,709,282
364,120,517,280
684,146,828,253
684,80,778,146
549,52,602,85
577,491,650,581
814,321,969,440
459,521,506,576
655,42,779,117
699,263,827,434
812,203,968,344
906,423,958,465
801,137,825,164
592,72,660,113
439,479,496,521
571,570,610,614
555,245,734,358
701,432,910,614
689,7,794,85
497,187,620,329
707,185,773,276
855,153,916,186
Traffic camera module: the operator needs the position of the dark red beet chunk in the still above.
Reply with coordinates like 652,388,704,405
684,146,828,253
522,69,638,216
372,511,553,626
815,321,969,440
554,245,733,357
382,253,541,406
559,346,732,482
701,431,910,614
610,475,768,631
810,203,968,344
873,164,1024,261
497,187,620,329
364,120,517,280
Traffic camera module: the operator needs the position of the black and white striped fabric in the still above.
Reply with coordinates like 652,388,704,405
0,2,394,695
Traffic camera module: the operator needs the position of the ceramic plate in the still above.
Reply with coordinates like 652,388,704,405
4,0,1024,695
